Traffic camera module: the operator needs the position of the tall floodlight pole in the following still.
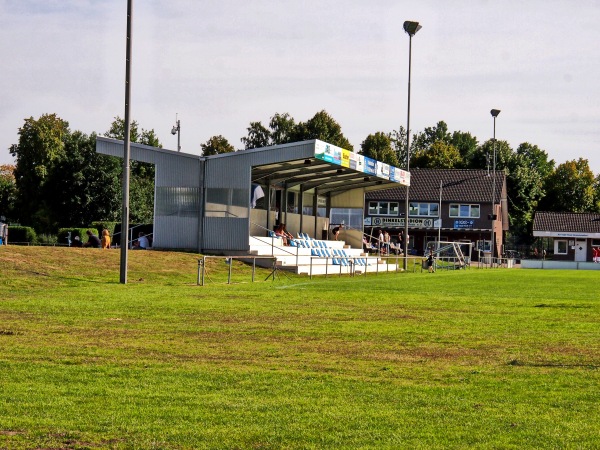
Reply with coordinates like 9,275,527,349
438,179,442,245
171,113,181,152
403,20,421,269
120,0,133,284
490,109,501,263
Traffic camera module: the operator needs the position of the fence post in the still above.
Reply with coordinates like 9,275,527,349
227,258,232,284
252,258,256,282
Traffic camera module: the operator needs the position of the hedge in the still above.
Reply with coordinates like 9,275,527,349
7,226,37,244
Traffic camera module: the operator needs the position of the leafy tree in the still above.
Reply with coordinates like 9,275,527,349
411,140,461,169
201,135,235,156
506,143,555,240
10,113,70,230
541,158,595,212
412,121,451,153
241,121,271,149
469,139,513,171
269,113,296,145
360,132,399,166
593,174,600,212
44,131,121,227
292,110,354,150
450,131,479,168
0,164,16,221
514,142,555,178
390,126,408,169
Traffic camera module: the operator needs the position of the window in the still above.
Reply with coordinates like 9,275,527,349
156,187,200,217
555,240,568,255
409,202,439,217
317,196,327,217
368,201,399,216
331,208,363,229
449,203,480,218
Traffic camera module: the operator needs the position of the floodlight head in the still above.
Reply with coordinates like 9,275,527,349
403,21,422,36
490,109,501,117
171,126,178,135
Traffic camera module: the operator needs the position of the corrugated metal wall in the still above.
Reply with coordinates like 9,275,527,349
201,142,316,252
96,137,203,251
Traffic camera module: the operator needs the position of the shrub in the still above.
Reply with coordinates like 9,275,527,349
37,234,59,245
7,226,37,244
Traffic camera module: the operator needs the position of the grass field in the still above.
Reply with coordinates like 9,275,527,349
1,246,599,449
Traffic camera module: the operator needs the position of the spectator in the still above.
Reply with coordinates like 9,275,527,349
281,224,294,242
101,229,111,249
134,232,150,250
274,224,288,246
331,224,343,240
71,235,83,247
384,231,391,254
83,230,101,248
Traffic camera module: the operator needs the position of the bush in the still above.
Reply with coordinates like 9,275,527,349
7,226,37,244
37,234,59,245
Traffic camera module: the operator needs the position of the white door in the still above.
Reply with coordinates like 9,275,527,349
575,239,587,262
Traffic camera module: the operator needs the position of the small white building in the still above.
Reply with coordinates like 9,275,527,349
533,211,600,262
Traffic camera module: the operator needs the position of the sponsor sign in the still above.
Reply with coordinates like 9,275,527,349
377,162,390,180
341,149,351,168
454,219,475,229
364,157,377,176
389,166,410,186
346,152,365,171
314,141,336,163
369,217,434,228
314,140,403,184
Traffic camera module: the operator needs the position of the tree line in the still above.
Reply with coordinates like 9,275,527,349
2,111,599,244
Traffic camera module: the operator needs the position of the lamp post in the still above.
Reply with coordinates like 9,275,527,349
120,0,133,284
403,20,421,269
490,108,501,263
171,114,181,152
437,179,442,246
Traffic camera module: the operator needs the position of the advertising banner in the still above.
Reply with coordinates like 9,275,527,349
368,217,435,228
341,149,351,168
377,162,390,180
454,219,475,229
314,140,342,165
363,157,377,176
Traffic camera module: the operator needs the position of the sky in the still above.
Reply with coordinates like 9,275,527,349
1,0,599,173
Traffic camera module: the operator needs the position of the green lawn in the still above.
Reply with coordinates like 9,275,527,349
1,247,599,449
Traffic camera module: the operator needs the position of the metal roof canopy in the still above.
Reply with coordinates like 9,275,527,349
251,157,402,195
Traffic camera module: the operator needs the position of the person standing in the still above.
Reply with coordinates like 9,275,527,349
384,231,391,255
427,249,435,273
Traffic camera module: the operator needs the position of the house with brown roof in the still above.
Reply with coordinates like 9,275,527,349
533,211,600,262
365,168,508,259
